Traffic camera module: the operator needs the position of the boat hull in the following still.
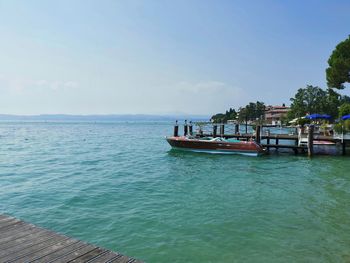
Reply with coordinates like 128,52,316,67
166,136,264,156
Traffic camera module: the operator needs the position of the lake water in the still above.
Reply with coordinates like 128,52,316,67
1,122,350,262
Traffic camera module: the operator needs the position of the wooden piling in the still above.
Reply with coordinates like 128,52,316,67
173,121,179,137
256,125,261,144
213,125,217,137
220,124,225,137
189,121,193,135
342,126,346,155
308,125,314,157
235,124,239,134
184,120,188,136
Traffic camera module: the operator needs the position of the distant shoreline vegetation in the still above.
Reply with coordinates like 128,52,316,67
212,35,350,126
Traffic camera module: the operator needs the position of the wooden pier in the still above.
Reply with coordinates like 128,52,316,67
0,214,142,263
174,122,349,156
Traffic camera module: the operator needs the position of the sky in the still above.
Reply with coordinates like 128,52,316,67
0,0,349,115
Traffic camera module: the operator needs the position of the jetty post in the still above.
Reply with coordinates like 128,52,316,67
308,125,314,157
256,125,261,144
341,125,346,155
266,129,270,152
189,121,193,135
235,124,239,134
213,124,217,137
220,124,225,137
184,120,188,136
174,120,179,137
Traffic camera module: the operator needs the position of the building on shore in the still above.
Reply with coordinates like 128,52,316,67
265,105,290,125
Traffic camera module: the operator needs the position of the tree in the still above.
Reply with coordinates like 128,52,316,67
323,88,342,118
339,103,350,118
237,101,265,122
289,85,327,118
211,108,237,123
326,35,350,89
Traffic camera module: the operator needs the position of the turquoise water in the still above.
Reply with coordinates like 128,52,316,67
1,122,350,262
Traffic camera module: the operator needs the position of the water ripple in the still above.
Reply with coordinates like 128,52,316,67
0,122,350,262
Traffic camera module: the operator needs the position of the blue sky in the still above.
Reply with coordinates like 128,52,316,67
0,0,349,115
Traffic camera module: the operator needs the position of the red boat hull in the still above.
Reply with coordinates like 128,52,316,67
166,136,264,156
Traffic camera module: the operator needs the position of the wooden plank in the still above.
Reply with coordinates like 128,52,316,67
10,237,79,263
0,225,44,246
86,251,121,263
0,223,40,242
48,244,97,263
68,247,108,263
109,255,139,263
0,228,52,253
30,242,88,262
0,214,142,263
0,214,10,220
0,218,20,229
0,221,27,236
0,235,68,262
0,216,15,225
106,254,124,263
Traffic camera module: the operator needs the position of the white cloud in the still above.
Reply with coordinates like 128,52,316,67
0,75,79,93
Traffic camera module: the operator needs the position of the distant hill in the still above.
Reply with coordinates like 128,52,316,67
0,114,210,122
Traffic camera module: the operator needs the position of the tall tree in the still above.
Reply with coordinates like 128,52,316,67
323,88,342,118
326,36,350,89
289,85,327,118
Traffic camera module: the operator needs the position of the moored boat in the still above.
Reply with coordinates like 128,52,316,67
166,136,265,156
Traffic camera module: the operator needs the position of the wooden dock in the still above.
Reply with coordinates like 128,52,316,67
0,214,142,263
174,122,350,156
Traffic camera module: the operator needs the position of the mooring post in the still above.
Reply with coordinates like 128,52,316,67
256,125,261,143
213,124,217,137
220,124,225,137
342,126,346,155
266,129,270,152
189,121,193,135
174,120,179,137
184,120,188,136
235,124,239,134
308,125,314,157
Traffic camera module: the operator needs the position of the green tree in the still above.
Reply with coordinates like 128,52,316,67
323,88,342,118
289,85,327,118
326,35,350,89
237,101,265,122
211,108,237,123
339,103,350,118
